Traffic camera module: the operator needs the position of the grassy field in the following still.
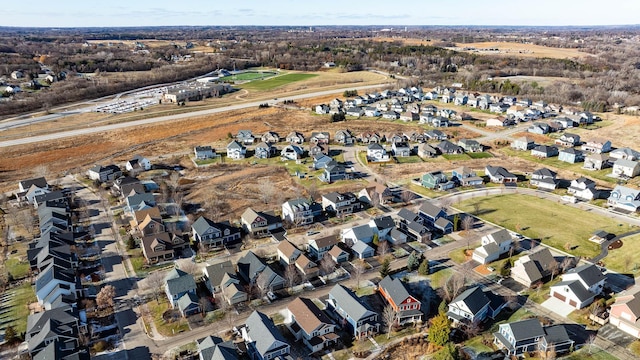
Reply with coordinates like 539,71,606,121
602,233,640,273
456,194,635,258
5,257,30,279
226,71,277,81
148,298,190,336
1,283,37,334
241,73,318,91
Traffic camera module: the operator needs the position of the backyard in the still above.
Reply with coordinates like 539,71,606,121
1,283,37,334
456,194,635,258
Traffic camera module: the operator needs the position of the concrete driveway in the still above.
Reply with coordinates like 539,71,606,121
598,323,637,348
541,297,575,317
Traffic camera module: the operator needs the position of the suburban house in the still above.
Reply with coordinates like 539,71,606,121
141,232,180,264
351,241,375,259
359,132,383,144
321,192,360,217
277,240,301,267
494,319,574,357
286,131,305,144
164,268,197,307
341,224,375,245
472,229,513,264
417,143,439,158
486,117,513,127
555,133,581,147
313,154,334,170
243,311,290,360
531,145,559,158
511,137,535,151
202,260,235,294
254,142,276,159
458,139,482,153
241,208,283,238
125,155,151,173
280,144,304,160
320,163,348,183
295,253,319,279
367,143,389,162
510,247,555,287
421,171,455,191
261,131,280,144
194,146,215,160
425,129,447,141
326,284,380,339
310,132,330,145
35,264,80,310
226,140,247,160
25,306,84,357
549,264,605,309
610,148,640,161
567,177,597,201
281,198,321,226
308,235,340,260
608,185,640,212
436,140,464,154
447,286,506,325
368,216,396,242
378,276,423,325
392,142,411,157
177,292,201,317
582,138,612,154
558,148,585,164
329,245,350,264
418,202,452,233
610,288,640,338
285,297,338,353
236,130,255,145
583,153,612,170
87,164,122,182
530,168,558,190
528,123,550,135
335,130,355,145
612,159,640,178
309,143,329,157
191,216,242,249
197,336,240,360
451,167,483,186
485,165,517,184
237,251,285,291
358,182,394,205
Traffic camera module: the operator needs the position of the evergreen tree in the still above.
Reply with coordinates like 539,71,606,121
379,257,391,278
418,258,430,275
428,313,451,347
407,251,420,271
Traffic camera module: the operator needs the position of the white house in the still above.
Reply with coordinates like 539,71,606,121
549,264,605,309
125,155,151,172
367,143,389,162
226,140,247,160
472,229,513,264
567,177,597,200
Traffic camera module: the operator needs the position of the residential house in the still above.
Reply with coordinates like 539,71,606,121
392,142,411,157
485,165,517,184
511,247,555,287
608,185,640,212
359,132,383,144
472,229,514,264
322,192,359,217
568,177,597,201
486,117,512,127
406,131,427,143
528,122,550,134
241,208,283,238
226,140,247,160
341,224,375,245
25,306,83,357
35,264,80,310
194,146,215,160
125,192,155,213
313,154,334,170
221,275,248,305
382,111,400,120
530,168,558,190
399,111,419,121
425,129,447,141
494,319,574,357
237,251,285,291
309,143,329,157
583,153,612,170
511,136,535,151
285,297,338,353
610,288,640,338
308,235,340,260
261,131,280,144
417,143,439,159
454,94,468,106
582,138,612,154
367,143,389,162
320,163,348,184
531,145,559,158
549,264,605,309
133,207,164,236
286,131,305,145
335,129,355,145
559,148,585,164
436,140,464,155
177,292,201,317
280,144,304,160
358,182,394,205
364,106,381,117
191,216,242,249
197,335,240,360
555,133,581,147
236,130,255,145
610,148,640,161
310,132,330,145
243,311,290,360
612,159,640,178
368,216,396,242
202,260,235,294
326,284,380,338
295,253,319,279
378,276,423,325
277,240,301,267
282,198,321,226
125,155,151,173
421,171,455,191
351,241,375,259
418,202,453,234
328,245,349,264
315,104,330,115
254,142,276,159
87,164,122,182
164,268,197,307
447,286,506,325
429,116,450,127
141,232,178,264
458,139,482,153
451,167,483,186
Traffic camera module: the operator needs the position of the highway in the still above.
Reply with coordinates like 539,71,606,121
0,83,390,148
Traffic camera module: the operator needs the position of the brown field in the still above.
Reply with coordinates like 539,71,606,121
450,42,591,59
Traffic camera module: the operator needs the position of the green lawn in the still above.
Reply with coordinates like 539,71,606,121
1,283,37,334
241,73,318,91
406,183,442,199
564,347,619,360
5,256,30,279
449,242,479,264
602,233,640,273
442,154,471,161
148,299,190,336
429,268,454,289
395,156,424,164
456,194,635,258
463,335,495,353
522,277,562,304
226,71,277,81
468,152,494,159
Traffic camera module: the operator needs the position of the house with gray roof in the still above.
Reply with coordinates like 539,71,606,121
226,140,247,160
612,159,640,178
378,276,423,325
237,251,285,291
280,144,304,160
436,140,464,154
321,192,360,217
568,177,598,200
485,165,517,184
510,247,555,287
282,198,322,226
242,311,290,360
26,306,84,357
35,263,80,311
164,268,197,307
327,284,380,338
550,263,605,310
87,164,122,182
241,208,283,238
254,142,276,159
608,185,640,212
610,147,640,161
202,260,235,294
583,153,612,170
192,216,242,250
447,286,505,325
531,145,559,158
472,229,513,264
194,146,215,160
177,292,202,317
458,139,482,153
236,130,255,145
341,224,375,245
285,131,305,145
32,341,89,360
494,319,573,356
511,136,535,151
530,168,558,190
351,241,375,259
197,335,239,360
558,147,585,164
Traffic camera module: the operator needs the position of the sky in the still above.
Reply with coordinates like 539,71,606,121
1,0,639,28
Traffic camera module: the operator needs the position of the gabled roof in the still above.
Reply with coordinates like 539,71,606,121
553,280,594,302
329,245,348,259
485,165,517,179
347,224,374,241
20,177,48,190
544,325,572,347
612,290,640,319
310,235,339,249
288,297,334,335
397,208,420,222
533,168,557,179
505,318,545,341
164,268,196,295
419,202,445,218
177,292,200,314
486,229,512,245
241,208,281,226
372,216,395,230
197,335,224,360
614,158,640,168
245,311,288,357
450,286,490,315
565,264,604,287
329,284,377,322
237,251,266,282
379,276,416,307
351,241,374,255
227,140,245,149
204,260,235,289
277,240,300,259
367,143,384,150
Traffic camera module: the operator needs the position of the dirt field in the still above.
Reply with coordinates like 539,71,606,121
450,41,591,60
571,114,640,149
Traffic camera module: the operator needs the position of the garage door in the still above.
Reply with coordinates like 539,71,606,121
569,299,577,307
619,322,640,338
552,292,566,302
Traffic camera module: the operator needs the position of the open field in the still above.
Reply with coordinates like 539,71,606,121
225,71,277,81
601,233,640,274
456,194,635,258
449,41,592,59
1,283,37,334
240,73,319,91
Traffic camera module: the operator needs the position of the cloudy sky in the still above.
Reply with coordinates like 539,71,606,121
1,0,638,27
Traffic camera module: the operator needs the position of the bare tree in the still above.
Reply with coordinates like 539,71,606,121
461,215,473,234
353,259,367,289
20,210,36,237
307,182,319,201
561,257,573,273
382,305,398,339
319,254,336,276
284,264,300,290
586,333,597,354
439,197,452,211
589,301,603,325
256,272,271,300
145,271,165,302
549,258,560,281
259,180,276,204
442,272,466,302
462,321,482,340
169,171,181,191
401,190,415,204
96,284,116,310
471,201,480,216
377,240,390,257
179,261,200,278
369,190,381,208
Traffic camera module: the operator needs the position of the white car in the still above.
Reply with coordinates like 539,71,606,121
267,291,277,301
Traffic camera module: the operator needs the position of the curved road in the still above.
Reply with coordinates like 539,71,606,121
0,83,390,148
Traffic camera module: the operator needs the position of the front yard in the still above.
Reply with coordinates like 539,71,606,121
456,194,635,258
147,298,190,336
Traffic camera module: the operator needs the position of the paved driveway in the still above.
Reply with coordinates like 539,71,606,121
541,297,575,317
598,324,637,348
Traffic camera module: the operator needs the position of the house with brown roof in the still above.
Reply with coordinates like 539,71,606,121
137,211,165,236
277,240,301,267
285,297,338,353
295,254,319,279
308,235,340,260
141,232,175,264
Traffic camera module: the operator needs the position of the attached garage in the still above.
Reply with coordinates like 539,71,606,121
552,292,566,302
617,321,640,338
569,299,577,307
